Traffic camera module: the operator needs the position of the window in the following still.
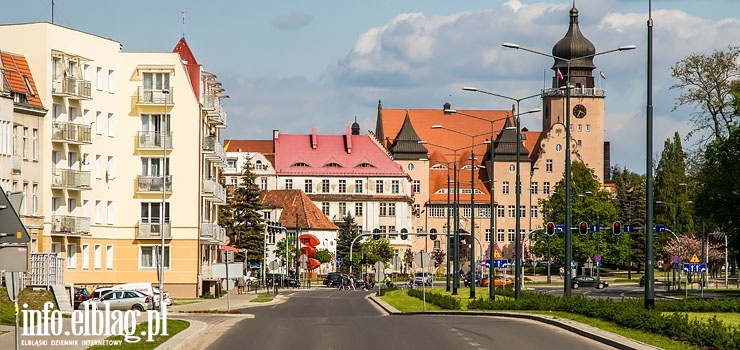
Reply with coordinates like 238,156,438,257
82,244,90,270
497,229,505,242
321,202,330,216
140,246,170,269
106,201,114,225
67,244,77,268
95,112,103,134
107,69,114,93
51,243,61,254
509,165,515,173
95,155,102,179
389,203,396,216
106,245,114,269
141,157,169,177
107,113,114,137
413,180,420,193
321,179,330,193
141,202,170,224
497,205,505,218
354,203,363,216
260,178,267,190
339,202,347,215
96,67,103,90
355,180,363,193
586,124,590,132
543,182,551,195
485,229,491,242
507,205,516,218
546,159,553,172
530,206,539,218
478,207,490,218
577,124,582,132
32,184,38,215
22,127,27,159
556,144,562,152
519,205,526,218
502,181,509,194
22,183,27,215
375,181,384,194
94,244,102,269
95,200,102,224
32,128,38,160
379,203,387,216
462,205,471,218
413,204,420,216
508,229,515,242
226,159,237,169
304,180,313,193
267,229,276,244
569,124,573,131
391,180,400,193
107,156,115,179
230,177,237,186
531,182,538,194
285,179,293,190
434,241,440,250
430,206,446,217
338,180,346,193
576,139,582,147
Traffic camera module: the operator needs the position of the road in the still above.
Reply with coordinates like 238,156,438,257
207,287,614,350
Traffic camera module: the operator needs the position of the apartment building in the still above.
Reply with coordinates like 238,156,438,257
0,23,227,297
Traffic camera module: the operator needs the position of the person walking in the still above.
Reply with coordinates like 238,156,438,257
236,275,246,294
559,266,565,280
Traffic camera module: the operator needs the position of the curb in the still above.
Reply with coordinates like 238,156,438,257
154,317,207,350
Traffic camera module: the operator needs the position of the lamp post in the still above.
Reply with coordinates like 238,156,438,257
159,88,169,312
502,43,635,296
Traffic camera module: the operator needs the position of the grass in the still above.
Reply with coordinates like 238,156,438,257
1,287,57,326
380,290,441,312
87,319,189,350
684,312,740,327
172,298,202,306
250,293,275,303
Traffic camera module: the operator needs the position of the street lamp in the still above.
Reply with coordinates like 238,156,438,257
502,42,635,296
429,127,490,299
159,88,169,312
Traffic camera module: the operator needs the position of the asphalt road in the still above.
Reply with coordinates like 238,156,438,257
207,287,614,350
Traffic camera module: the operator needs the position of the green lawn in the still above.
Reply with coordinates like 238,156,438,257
88,319,189,350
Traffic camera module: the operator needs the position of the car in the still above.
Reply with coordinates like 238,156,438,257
153,287,173,306
480,276,514,287
90,286,113,299
414,272,433,286
266,273,300,287
73,287,90,309
323,272,343,287
571,275,608,289
464,271,482,287
81,290,153,311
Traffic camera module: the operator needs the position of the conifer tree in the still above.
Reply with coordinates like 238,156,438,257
220,160,265,266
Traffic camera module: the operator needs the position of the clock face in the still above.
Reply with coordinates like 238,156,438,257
573,104,587,118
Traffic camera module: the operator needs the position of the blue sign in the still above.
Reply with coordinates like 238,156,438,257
493,259,509,268
596,261,601,267
336,258,343,266
571,260,576,268
594,254,602,262
655,224,667,232
682,263,707,273
590,225,600,232
624,225,634,233
555,225,566,233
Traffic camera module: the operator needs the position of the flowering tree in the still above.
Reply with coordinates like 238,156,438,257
663,234,725,280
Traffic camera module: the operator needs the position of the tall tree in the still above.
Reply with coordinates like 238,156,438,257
335,214,361,273
670,45,740,143
654,132,693,239
220,160,265,266
611,167,647,273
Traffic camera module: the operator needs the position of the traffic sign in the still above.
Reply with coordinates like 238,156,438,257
690,254,700,263
493,259,509,268
0,191,30,244
414,251,432,268
555,225,565,233
682,263,707,273
493,250,502,258
336,258,343,266
590,225,600,232
594,254,601,263
672,255,679,264
624,225,634,233
655,224,667,232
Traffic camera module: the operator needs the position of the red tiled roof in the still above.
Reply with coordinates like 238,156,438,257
226,140,273,154
259,189,338,230
0,51,43,109
274,133,407,177
172,38,201,100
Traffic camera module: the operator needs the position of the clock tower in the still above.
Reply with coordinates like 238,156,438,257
541,4,606,182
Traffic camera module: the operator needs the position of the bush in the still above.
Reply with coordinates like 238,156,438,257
406,289,460,310
202,291,215,299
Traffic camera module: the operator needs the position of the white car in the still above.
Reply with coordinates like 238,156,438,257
153,287,173,306
414,272,433,286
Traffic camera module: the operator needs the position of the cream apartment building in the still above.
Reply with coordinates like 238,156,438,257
0,23,227,297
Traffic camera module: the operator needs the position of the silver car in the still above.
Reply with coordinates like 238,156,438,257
80,290,153,311
414,272,433,286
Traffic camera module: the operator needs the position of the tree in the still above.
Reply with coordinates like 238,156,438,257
611,167,647,273
654,132,694,240
403,249,414,274
430,249,446,274
274,236,298,269
335,214,361,273
670,45,740,143
360,238,393,266
220,160,265,267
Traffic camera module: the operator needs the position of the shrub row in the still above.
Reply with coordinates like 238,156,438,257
468,293,739,349
406,289,461,310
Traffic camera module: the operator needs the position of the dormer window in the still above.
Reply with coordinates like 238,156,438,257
325,162,341,168
430,164,448,170
23,76,34,96
356,163,374,168
292,162,310,167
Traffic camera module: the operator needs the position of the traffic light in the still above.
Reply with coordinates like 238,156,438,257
400,228,408,240
281,259,286,267
579,221,588,235
429,229,437,240
546,222,555,236
373,228,381,240
613,221,621,235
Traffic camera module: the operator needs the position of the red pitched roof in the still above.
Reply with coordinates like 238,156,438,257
259,190,338,230
226,140,273,154
172,38,201,100
274,133,407,177
0,51,43,109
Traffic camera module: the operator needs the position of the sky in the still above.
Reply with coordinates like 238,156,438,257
2,0,739,174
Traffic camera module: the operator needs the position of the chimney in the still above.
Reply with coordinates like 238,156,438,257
311,127,317,149
273,130,279,153
345,125,352,154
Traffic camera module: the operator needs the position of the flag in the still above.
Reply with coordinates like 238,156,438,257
599,70,606,80
556,68,564,80
223,138,232,152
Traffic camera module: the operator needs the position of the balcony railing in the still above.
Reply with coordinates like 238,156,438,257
51,76,92,99
136,87,174,105
542,87,606,98
137,221,172,239
202,136,226,165
203,92,226,126
12,155,21,174
52,121,92,144
200,222,228,244
137,175,173,193
51,215,90,235
201,179,226,203
137,131,173,150
51,168,91,190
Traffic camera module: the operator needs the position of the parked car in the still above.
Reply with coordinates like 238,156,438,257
414,272,433,286
153,287,173,306
464,271,482,287
323,272,343,287
91,286,113,299
266,273,300,287
81,290,153,311
571,275,608,289
73,287,90,309
480,276,513,287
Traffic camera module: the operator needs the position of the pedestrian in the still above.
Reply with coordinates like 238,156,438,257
559,266,564,280
349,276,355,290
236,275,246,294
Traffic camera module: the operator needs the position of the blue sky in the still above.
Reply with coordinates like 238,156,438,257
2,0,739,173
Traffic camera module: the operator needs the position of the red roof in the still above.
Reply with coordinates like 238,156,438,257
226,140,273,154
274,133,407,177
259,190,338,230
172,38,201,100
0,51,43,109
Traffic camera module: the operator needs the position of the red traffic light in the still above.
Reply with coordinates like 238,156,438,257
613,221,621,235
546,222,555,235
579,221,589,235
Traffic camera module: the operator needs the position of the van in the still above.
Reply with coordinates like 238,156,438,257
112,283,165,308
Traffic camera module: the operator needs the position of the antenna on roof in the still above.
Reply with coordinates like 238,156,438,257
181,10,187,38
51,0,55,24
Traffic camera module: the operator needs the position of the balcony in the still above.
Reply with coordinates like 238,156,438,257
137,175,173,193
543,87,606,98
12,155,21,174
51,121,92,144
136,131,173,150
136,221,172,239
136,87,174,105
200,222,228,244
51,215,90,235
51,168,91,190
201,179,226,204
51,76,92,100
203,92,226,127
202,136,226,165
